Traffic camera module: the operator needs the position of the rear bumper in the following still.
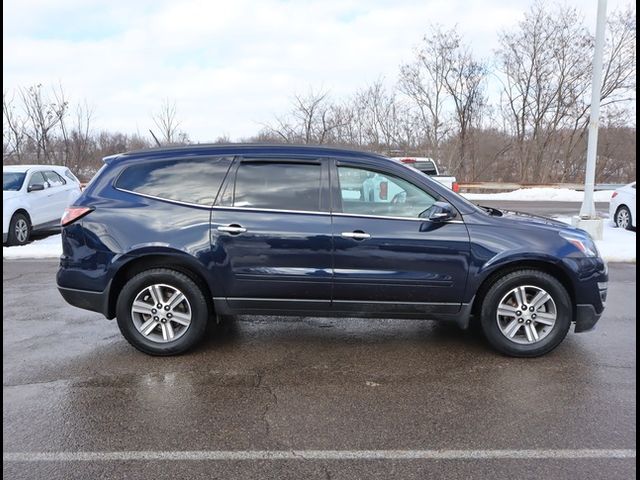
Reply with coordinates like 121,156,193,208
574,304,603,333
58,285,111,319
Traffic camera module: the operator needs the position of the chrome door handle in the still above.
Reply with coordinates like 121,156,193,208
217,225,247,234
341,231,371,240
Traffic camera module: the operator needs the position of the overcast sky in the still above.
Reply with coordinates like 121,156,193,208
3,0,631,141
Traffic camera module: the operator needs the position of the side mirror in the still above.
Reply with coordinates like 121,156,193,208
420,201,457,222
28,183,45,192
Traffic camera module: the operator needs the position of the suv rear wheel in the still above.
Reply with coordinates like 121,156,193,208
615,205,632,230
116,268,209,355
480,270,572,357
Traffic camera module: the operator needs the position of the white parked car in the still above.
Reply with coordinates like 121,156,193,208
609,182,636,230
3,165,82,245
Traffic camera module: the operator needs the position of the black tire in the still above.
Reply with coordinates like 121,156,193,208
7,212,31,246
116,268,210,355
480,269,572,357
615,205,633,231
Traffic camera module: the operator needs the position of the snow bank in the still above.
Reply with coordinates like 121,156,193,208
463,187,614,202
3,234,62,259
555,217,636,263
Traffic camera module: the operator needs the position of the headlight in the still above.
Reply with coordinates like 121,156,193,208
560,230,599,257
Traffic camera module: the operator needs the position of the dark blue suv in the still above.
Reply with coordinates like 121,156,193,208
57,145,608,357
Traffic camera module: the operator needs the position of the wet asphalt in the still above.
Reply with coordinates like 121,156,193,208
2,260,636,479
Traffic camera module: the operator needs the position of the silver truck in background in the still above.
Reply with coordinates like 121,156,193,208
390,156,459,192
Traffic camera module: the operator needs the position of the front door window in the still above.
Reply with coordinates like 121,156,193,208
337,166,436,218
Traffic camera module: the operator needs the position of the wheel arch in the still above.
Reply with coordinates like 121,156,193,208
11,208,32,225
471,259,576,320
106,252,215,319
615,203,632,223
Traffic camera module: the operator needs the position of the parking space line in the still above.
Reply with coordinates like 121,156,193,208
3,449,636,461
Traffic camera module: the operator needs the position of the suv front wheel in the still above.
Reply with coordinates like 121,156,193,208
116,268,209,355
480,270,572,357
8,212,31,246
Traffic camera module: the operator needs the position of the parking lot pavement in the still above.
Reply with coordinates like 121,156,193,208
3,260,636,479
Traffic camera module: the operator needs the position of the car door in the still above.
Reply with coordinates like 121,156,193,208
211,157,333,312
25,171,51,227
330,159,471,316
42,171,71,224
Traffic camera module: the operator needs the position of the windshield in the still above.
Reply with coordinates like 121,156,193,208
3,172,26,191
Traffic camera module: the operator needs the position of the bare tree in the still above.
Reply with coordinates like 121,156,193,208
264,89,350,144
68,100,95,174
152,99,185,144
439,28,487,179
496,2,636,182
3,91,27,163
399,25,454,163
19,84,68,163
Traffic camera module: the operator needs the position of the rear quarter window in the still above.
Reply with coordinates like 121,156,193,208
64,169,80,183
44,171,67,186
115,157,232,205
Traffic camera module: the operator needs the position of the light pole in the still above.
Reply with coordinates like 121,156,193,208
574,0,606,240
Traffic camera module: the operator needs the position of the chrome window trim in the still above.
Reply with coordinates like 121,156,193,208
212,206,464,223
332,212,464,223
114,187,213,209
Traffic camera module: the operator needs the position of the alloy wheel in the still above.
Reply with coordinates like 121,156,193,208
496,285,557,344
15,219,29,243
130,283,192,343
616,208,630,229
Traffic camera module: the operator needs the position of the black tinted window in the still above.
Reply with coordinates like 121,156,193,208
116,157,231,205
234,162,322,212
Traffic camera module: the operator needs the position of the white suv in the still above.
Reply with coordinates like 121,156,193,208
3,165,82,245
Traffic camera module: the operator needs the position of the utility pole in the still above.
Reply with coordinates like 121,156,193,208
574,0,606,239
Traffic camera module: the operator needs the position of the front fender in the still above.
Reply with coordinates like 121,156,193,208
465,250,573,303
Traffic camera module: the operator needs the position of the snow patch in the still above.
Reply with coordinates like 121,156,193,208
3,234,62,259
463,188,614,202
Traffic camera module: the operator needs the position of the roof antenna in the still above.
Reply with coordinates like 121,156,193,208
149,129,161,147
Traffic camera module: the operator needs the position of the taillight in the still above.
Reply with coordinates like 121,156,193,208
400,158,416,164
611,191,618,198
61,206,93,226
452,182,460,193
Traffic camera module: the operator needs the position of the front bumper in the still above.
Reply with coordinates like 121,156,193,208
58,285,111,319
574,304,603,332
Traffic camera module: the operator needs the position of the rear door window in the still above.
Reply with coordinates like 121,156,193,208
233,162,323,212
116,157,232,205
